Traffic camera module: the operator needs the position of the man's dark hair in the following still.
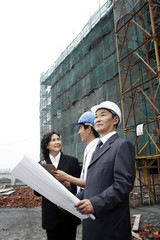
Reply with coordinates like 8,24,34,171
107,109,120,129
82,123,99,138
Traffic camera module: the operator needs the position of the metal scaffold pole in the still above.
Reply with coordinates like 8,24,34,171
112,0,160,206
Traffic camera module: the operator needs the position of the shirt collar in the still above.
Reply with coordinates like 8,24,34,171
86,138,99,153
49,152,61,166
100,131,116,145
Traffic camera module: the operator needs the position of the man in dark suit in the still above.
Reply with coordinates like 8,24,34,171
75,101,135,240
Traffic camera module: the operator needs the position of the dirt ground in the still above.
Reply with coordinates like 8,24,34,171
0,206,82,240
0,205,160,240
0,186,160,239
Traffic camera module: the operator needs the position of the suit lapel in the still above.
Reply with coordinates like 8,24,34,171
57,152,65,170
89,133,119,167
46,157,52,164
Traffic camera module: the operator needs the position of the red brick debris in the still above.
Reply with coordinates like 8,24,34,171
0,186,41,208
131,220,160,240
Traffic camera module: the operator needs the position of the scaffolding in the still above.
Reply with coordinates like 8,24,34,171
40,77,52,137
113,0,160,206
39,0,113,140
40,0,160,206
40,0,113,84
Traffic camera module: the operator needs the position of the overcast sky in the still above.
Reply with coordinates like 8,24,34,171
0,0,107,169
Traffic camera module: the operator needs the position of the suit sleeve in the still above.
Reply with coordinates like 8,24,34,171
76,190,84,200
90,140,135,217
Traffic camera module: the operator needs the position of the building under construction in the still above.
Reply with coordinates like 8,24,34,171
40,0,160,206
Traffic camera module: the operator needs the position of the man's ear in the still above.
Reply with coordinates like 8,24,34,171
114,116,119,126
87,126,92,133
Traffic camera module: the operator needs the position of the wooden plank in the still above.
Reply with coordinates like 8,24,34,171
132,231,142,240
132,214,141,231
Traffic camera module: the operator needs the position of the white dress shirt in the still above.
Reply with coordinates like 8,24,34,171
49,152,61,168
77,138,99,193
100,131,117,146
80,138,99,180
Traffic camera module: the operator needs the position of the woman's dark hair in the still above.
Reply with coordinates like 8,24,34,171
41,131,60,159
82,123,99,138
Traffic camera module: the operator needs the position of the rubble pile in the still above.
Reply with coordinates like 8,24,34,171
0,186,41,208
131,218,160,240
132,227,160,240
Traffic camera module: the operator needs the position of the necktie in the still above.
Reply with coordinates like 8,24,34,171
91,140,103,160
95,140,103,150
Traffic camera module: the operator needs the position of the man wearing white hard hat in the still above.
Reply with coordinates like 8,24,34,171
75,101,135,240
52,111,99,190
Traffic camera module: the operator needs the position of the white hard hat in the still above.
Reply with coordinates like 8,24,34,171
91,101,121,124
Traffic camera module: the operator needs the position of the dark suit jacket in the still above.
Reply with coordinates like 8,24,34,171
77,134,135,240
35,152,81,230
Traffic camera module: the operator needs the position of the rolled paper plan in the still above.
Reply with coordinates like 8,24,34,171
11,154,95,220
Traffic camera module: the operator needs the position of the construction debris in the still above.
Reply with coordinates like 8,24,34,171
132,231,142,240
0,186,160,239
132,214,141,231
0,187,15,196
131,218,160,240
0,186,41,208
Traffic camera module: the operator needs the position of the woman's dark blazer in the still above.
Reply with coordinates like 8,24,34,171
35,152,81,230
